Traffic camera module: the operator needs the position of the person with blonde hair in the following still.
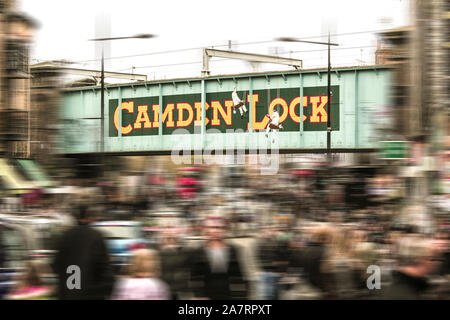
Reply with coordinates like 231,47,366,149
6,260,53,300
321,226,361,299
291,224,333,298
112,249,170,300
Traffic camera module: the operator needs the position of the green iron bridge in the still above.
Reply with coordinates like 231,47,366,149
60,65,392,156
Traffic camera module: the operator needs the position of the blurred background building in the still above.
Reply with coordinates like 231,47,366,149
375,0,449,204
29,62,63,174
0,0,37,159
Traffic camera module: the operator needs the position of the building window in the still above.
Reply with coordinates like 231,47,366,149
6,42,29,76
4,110,29,141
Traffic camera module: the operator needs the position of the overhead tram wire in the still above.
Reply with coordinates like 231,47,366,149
71,28,386,65
115,45,377,71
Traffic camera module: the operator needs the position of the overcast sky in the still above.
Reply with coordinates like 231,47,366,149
21,0,410,80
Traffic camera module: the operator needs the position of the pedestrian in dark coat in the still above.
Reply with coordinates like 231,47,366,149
53,205,114,300
159,226,190,299
189,216,248,300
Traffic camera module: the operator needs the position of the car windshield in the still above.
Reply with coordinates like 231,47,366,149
94,225,138,239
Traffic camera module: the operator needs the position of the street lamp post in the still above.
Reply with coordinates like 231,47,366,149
88,34,157,155
327,33,331,162
276,34,339,162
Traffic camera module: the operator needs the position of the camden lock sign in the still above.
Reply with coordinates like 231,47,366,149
109,86,340,136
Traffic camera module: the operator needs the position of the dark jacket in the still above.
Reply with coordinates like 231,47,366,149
439,252,450,276
257,236,291,274
53,224,114,300
295,243,326,290
160,246,190,299
256,237,280,273
0,229,4,269
189,244,248,300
